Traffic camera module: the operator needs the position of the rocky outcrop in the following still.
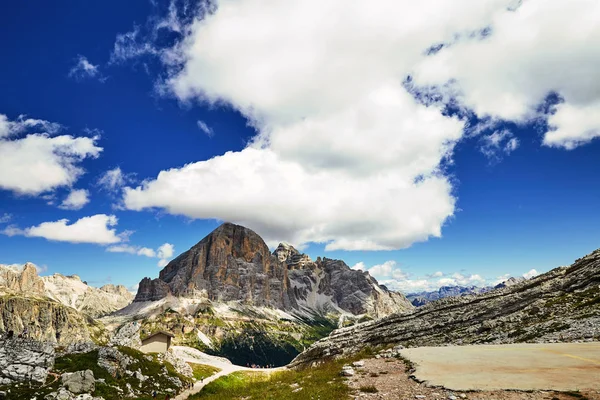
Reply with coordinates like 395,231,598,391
0,296,94,344
291,248,600,368
0,338,54,384
0,263,45,296
43,274,134,318
108,321,141,349
61,370,95,394
135,223,296,310
289,257,412,318
134,223,412,319
0,263,133,318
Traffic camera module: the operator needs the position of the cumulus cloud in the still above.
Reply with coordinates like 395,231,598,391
2,214,122,244
106,242,174,266
413,0,600,149
59,189,90,210
353,261,541,293
0,113,102,196
197,120,214,137
523,269,539,279
0,214,11,224
156,243,175,267
68,55,103,80
119,0,599,250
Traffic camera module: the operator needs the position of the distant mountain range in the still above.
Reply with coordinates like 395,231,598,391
406,277,525,306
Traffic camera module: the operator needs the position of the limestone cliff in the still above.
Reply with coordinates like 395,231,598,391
291,247,600,367
42,274,134,318
0,263,45,296
0,263,133,317
0,296,99,344
134,223,412,319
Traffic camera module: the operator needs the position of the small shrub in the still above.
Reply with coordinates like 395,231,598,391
359,385,378,393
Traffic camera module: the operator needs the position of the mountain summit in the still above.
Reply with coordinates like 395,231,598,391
134,223,411,318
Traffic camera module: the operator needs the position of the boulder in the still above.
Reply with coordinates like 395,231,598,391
61,370,95,394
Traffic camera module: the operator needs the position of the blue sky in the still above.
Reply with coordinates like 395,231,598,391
1,0,599,293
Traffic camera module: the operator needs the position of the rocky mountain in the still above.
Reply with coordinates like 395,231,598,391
291,247,600,368
407,277,528,306
0,263,45,296
0,263,134,318
134,223,412,319
0,295,104,345
43,274,134,318
407,285,489,306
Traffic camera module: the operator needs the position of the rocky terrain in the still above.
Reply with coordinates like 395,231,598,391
407,285,490,307
135,223,412,318
120,223,412,366
0,295,104,345
43,274,134,318
291,248,600,367
0,263,134,318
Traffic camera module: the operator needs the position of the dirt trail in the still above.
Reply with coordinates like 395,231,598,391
172,346,283,400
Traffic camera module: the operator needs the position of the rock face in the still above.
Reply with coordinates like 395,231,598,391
0,263,45,296
291,248,600,367
0,338,54,385
134,223,412,318
43,274,134,318
61,370,95,394
0,296,94,344
0,263,133,318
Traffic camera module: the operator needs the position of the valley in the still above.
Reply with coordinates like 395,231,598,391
0,223,598,399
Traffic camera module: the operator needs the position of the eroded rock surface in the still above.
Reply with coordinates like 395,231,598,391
291,248,600,367
134,223,412,319
0,338,54,384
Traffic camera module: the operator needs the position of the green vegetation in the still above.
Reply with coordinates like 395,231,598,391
53,347,192,399
189,363,221,381
190,350,373,400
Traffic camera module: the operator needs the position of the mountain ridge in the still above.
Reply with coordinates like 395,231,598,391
134,222,412,319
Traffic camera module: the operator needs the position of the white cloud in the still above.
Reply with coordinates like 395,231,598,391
0,214,11,224
120,0,524,251
197,120,214,137
351,262,366,271
98,167,131,192
413,0,600,149
544,102,600,149
68,55,102,80
137,247,157,257
0,114,62,139
523,269,539,279
157,243,175,267
0,113,102,195
480,129,519,160
120,0,599,250
106,242,173,265
3,214,122,244
106,244,138,254
59,189,90,210
110,26,159,64
362,260,410,281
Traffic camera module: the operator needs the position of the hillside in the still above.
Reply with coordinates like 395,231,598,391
291,248,600,367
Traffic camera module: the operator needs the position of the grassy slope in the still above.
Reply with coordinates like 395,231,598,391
190,350,374,400
189,363,222,381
